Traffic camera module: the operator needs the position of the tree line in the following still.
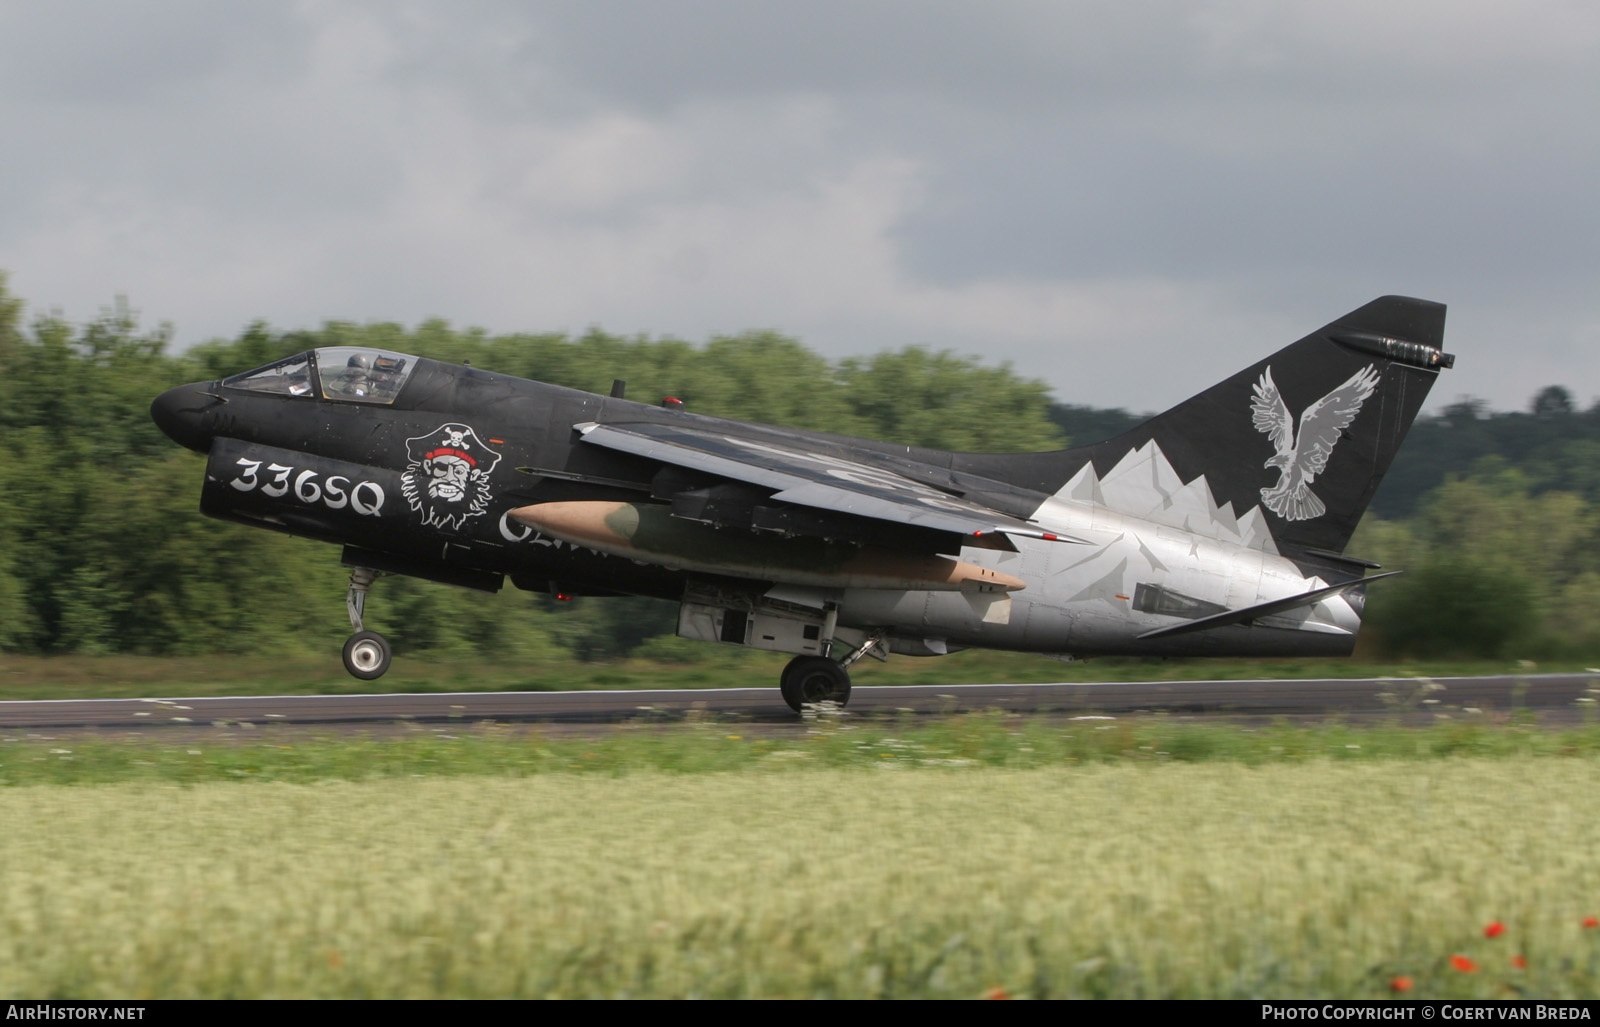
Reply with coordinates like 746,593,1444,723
1,274,1594,662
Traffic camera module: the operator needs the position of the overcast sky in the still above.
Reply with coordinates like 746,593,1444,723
3,1,1596,413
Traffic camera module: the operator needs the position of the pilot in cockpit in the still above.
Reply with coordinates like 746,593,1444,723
332,354,373,398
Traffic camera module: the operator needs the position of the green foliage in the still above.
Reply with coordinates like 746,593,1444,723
0,271,22,368
1374,389,1600,519
540,595,679,662
182,320,302,381
646,331,861,432
1354,469,1600,659
1375,557,1537,659
838,348,1064,451
0,293,196,651
1047,402,1148,449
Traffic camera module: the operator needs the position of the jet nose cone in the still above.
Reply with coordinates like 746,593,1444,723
151,383,221,453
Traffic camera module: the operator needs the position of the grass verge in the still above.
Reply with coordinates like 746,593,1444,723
6,711,1600,786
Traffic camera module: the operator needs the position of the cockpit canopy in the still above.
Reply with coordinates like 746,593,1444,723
221,347,419,405
314,347,416,403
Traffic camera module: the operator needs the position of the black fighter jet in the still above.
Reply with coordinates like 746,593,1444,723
152,296,1452,711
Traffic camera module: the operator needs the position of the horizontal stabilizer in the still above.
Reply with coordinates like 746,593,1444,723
1135,571,1402,640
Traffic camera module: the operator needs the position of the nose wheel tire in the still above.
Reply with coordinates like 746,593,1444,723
342,630,392,680
779,655,852,713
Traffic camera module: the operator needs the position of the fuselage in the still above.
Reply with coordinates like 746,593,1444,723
152,345,1362,662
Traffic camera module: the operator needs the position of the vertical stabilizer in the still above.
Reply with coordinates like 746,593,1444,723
961,296,1452,555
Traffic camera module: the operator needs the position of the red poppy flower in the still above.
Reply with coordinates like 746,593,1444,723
984,987,1011,1000
1584,916,1599,929
1485,921,1506,938
1450,955,1478,973
1390,976,1414,993
1511,955,1527,969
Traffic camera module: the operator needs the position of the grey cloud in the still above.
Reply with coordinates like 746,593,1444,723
1,1,1597,415
0,2,312,102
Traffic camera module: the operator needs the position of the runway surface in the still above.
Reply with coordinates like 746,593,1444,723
2,674,1595,733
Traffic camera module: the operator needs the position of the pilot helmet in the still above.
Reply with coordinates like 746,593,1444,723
346,354,372,371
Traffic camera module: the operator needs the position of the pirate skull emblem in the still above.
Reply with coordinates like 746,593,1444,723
400,423,502,530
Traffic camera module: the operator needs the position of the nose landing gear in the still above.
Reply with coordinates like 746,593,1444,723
342,567,392,680
342,630,392,680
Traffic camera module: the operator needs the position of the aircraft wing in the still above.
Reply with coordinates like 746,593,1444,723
573,421,1083,548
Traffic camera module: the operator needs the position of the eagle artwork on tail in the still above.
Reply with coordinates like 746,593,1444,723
1251,363,1381,521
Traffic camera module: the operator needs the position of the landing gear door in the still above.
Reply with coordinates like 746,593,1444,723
677,600,868,658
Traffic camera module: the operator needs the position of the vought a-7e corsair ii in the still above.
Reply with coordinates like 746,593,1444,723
152,296,1453,712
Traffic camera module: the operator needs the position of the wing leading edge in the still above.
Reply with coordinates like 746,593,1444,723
573,421,1088,549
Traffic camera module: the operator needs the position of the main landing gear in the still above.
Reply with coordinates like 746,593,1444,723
776,632,885,713
779,656,851,712
342,567,392,680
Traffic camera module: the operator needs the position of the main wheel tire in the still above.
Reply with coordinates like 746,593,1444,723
342,630,392,680
779,655,852,712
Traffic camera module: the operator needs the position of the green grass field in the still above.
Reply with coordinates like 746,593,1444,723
6,711,1600,786
4,720,1600,998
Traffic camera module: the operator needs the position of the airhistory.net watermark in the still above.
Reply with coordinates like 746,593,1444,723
5,1007,145,1021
